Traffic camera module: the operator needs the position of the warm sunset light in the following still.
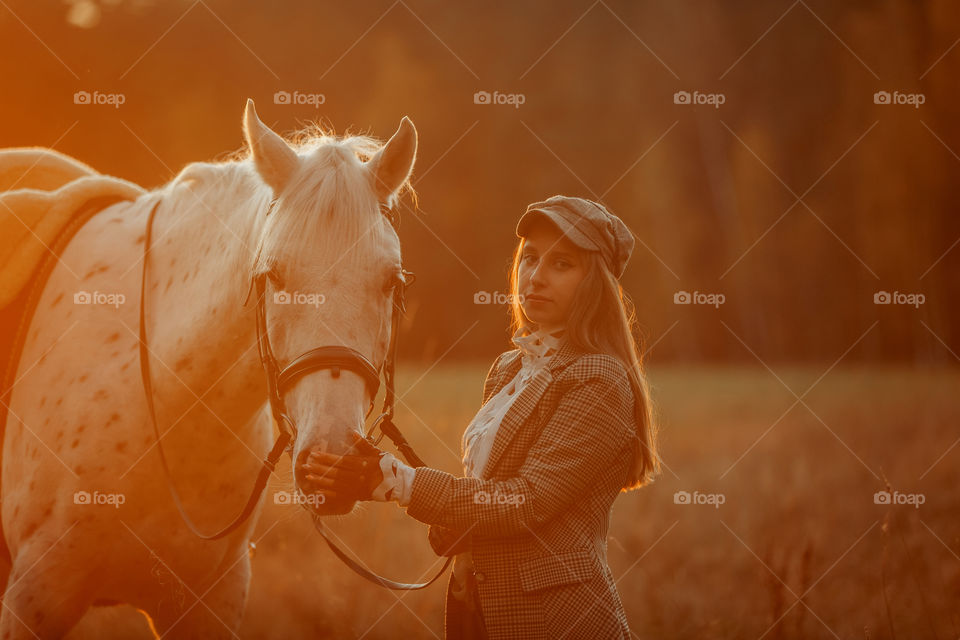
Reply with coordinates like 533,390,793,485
0,2,957,639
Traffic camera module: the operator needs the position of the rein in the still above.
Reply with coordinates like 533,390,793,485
139,199,289,541
140,197,451,589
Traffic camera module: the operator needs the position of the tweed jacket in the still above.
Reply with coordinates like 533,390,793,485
405,339,637,639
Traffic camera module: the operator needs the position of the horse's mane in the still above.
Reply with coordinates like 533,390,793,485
159,124,412,283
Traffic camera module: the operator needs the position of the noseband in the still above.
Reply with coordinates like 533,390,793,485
140,197,449,590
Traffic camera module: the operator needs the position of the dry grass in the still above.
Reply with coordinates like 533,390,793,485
69,363,960,639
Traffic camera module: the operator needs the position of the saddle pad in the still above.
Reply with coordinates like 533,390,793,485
0,147,97,192
0,191,143,467
0,153,145,309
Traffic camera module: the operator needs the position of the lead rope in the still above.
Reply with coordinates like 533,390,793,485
311,517,453,590
139,199,291,540
308,211,453,590
277,276,453,588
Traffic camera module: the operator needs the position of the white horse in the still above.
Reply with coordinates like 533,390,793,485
1,99,417,638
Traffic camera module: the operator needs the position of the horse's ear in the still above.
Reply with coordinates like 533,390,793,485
243,98,298,196
366,116,417,204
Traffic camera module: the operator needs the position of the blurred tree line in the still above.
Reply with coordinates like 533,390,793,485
0,0,957,364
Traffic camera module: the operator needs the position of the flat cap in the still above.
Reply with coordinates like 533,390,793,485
517,195,635,279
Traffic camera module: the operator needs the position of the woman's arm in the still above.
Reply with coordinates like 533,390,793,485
420,349,512,552
406,354,635,537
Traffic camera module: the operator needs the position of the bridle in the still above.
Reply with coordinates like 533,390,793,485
139,197,451,590
249,208,422,466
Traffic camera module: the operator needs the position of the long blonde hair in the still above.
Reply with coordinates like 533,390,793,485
508,241,660,491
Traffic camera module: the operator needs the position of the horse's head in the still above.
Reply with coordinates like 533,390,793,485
242,99,416,515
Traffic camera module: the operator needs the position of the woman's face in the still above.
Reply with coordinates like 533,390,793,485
517,221,588,331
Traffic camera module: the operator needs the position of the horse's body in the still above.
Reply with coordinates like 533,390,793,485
3,166,276,637
0,101,418,638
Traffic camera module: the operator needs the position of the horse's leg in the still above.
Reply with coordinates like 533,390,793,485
0,550,92,639
146,546,251,640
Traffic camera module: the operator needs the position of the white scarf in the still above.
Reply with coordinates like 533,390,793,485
460,326,564,479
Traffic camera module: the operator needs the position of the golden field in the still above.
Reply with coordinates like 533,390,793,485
68,362,960,639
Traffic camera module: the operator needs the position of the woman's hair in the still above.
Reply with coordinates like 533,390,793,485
507,237,661,491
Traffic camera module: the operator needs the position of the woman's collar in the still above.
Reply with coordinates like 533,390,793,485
511,325,566,358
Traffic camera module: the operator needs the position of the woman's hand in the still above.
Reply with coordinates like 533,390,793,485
301,432,385,502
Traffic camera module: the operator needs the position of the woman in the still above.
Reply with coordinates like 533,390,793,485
302,195,660,640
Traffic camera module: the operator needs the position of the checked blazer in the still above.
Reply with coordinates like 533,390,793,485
405,338,638,640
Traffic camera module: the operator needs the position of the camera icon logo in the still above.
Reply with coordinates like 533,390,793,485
473,91,491,105
673,490,691,504
74,291,92,304
274,90,291,105
873,91,891,105
474,291,491,304
73,490,92,505
873,291,891,304
673,291,692,304
273,291,292,304
73,91,91,105
673,91,691,105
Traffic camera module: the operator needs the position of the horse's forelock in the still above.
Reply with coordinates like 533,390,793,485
250,135,396,280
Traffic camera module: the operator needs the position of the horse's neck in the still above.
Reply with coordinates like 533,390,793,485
143,175,271,443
